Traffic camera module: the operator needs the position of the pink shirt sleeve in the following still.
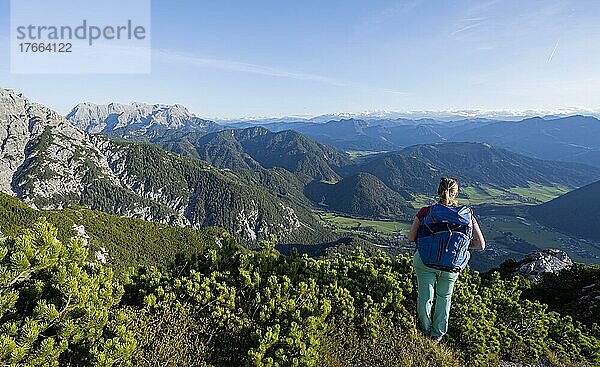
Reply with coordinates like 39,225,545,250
416,206,430,221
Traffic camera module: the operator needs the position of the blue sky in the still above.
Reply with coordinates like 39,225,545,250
1,0,600,118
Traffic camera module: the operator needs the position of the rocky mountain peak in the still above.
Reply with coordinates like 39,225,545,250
1,88,86,135
0,89,26,123
66,101,214,134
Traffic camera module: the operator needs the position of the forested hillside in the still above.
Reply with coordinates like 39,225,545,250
149,126,352,182
342,142,600,197
304,173,412,219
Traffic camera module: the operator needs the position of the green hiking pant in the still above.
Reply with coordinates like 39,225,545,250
413,251,459,338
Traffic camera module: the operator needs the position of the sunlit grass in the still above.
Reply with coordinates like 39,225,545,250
507,183,570,203
317,211,411,236
411,194,437,209
346,150,387,161
413,183,572,207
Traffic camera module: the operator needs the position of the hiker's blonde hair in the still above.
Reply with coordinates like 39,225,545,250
438,177,459,206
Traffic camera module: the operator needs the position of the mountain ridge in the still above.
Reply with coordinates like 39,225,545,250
156,126,352,181
340,142,600,199
62,97,600,213
231,114,600,168
305,172,411,219
65,99,600,167
66,101,222,138
529,179,600,241
1,88,328,243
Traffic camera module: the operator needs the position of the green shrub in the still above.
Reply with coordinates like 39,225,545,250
0,219,133,366
0,220,597,367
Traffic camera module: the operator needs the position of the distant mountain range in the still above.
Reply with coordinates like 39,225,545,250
215,108,600,124
63,99,600,215
226,116,600,168
67,102,600,168
458,115,600,167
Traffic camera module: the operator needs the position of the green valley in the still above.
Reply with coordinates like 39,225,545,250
413,183,571,208
318,211,411,236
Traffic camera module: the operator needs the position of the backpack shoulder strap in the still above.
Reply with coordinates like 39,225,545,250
428,204,437,223
423,204,436,235
468,207,474,239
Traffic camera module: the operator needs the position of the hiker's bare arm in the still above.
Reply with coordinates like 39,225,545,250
408,217,420,243
469,217,485,250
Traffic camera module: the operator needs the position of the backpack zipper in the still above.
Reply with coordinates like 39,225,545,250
445,224,452,253
437,237,444,261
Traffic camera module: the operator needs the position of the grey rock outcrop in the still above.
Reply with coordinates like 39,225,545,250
0,88,115,205
514,249,573,281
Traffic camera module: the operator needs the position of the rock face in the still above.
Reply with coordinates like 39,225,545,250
0,88,317,243
66,101,220,136
0,88,112,205
515,249,573,281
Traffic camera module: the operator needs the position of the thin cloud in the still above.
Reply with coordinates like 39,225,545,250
154,48,408,95
459,17,490,22
453,0,498,37
451,20,487,36
155,49,341,84
547,39,559,63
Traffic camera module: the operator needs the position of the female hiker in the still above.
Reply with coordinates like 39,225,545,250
407,177,485,342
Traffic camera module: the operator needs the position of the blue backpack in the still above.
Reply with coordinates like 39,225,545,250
416,204,473,273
